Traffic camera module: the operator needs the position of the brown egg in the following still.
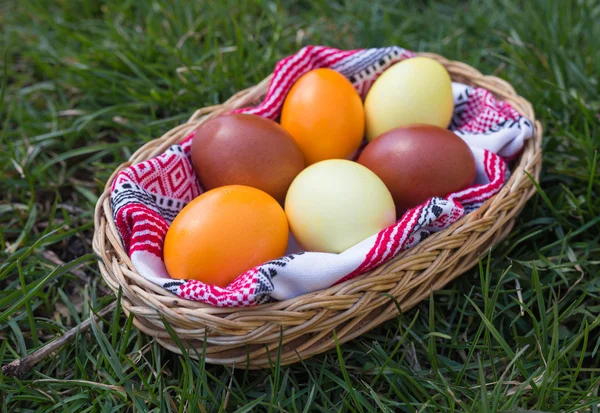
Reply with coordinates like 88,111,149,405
358,125,476,211
191,114,305,203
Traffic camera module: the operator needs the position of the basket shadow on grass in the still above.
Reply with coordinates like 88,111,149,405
152,249,600,411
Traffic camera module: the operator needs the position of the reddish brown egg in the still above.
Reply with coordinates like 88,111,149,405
358,125,476,211
191,113,305,203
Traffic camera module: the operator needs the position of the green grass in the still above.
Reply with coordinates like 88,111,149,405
1,0,599,411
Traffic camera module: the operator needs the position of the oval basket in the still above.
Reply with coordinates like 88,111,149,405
93,52,543,369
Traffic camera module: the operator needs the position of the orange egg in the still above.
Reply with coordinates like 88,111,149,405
280,68,365,165
163,185,289,287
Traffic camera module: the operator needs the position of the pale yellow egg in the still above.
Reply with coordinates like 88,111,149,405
284,160,396,253
364,57,454,141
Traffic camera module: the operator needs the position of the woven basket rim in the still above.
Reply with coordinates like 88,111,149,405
92,51,543,367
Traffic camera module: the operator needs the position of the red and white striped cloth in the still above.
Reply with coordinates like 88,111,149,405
111,46,534,307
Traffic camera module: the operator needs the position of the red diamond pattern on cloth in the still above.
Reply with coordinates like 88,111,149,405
113,138,199,201
110,46,534,307
176,269,261,307
455,88,521,133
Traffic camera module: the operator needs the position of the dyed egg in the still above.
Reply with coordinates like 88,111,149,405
285,160,395,253
280,68,364,165
164,185,289,287
364,57,454,141
191,114,305,203
358,125,476,211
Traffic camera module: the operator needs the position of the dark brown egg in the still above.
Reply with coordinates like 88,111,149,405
191,114,305,203
358,124,476,211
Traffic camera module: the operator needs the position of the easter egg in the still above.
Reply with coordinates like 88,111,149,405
280,68,364,165
191,114,305,203
358,125,476,211
364,57,454,141
164,185,289,287
285,160,395,253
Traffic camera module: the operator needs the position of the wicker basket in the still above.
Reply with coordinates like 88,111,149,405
92,52,542,368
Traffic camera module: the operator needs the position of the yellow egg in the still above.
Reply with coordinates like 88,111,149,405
285,160,396,253
364,57,454,141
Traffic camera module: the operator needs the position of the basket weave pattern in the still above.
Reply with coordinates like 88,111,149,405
93,53,542,368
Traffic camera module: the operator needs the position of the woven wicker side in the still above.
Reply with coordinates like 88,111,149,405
92,52,542,368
